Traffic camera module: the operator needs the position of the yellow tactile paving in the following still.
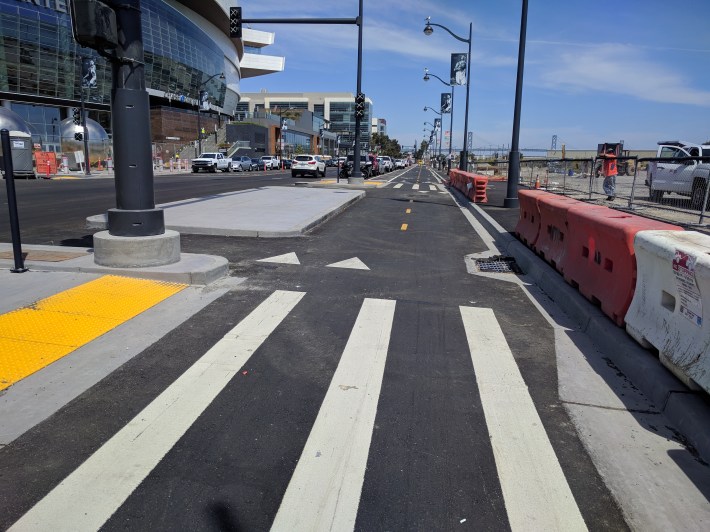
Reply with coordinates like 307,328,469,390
0,275,187,391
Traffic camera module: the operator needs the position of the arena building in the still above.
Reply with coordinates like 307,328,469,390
0,0,283,164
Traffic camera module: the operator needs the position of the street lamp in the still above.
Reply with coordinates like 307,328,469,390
424,68,454,160
504,0,529,208
196,72,225,155
424,121,440,158
424,107,444,160
423,16,472,171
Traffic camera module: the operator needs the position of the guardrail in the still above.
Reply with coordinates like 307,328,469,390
514,156,710,230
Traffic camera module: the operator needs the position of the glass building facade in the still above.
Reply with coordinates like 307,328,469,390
329,101,372,151
0,0,238,149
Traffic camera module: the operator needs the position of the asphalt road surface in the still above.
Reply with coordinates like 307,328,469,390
1,166,708,530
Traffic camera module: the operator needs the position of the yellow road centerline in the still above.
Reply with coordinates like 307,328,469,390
406,208,411,214
401,223,408,231
0,275,187,391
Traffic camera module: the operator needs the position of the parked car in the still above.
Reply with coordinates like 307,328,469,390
282,159,292,169
379,156,394,172
292,154,326,178
192,152,231,173
394,159,405,169
260,155,281,170
231,155,253,172
251,158,266,171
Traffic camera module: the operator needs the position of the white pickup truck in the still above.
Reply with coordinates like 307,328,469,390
260,155,281,170
647,141,710,208
192,152,232,173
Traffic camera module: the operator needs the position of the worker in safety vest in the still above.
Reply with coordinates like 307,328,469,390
601,148,618,201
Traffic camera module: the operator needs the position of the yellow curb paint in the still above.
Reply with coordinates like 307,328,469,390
0,275,187,391
401,223,408,231
406,208,411,214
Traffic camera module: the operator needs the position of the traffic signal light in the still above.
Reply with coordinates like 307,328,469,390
69,0,118,51
355,93,366,120
72,108,81,125
75,132,84,141
230,7,242,38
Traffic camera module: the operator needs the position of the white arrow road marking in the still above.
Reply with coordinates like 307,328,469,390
9,290,306,532
271,298,396,532
459,306,587,532
258,252,300,265
326,257,370,270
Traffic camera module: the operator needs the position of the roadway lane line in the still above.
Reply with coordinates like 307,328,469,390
429,184,438,191
271,298,396,532
459,306,587,531
9,290,306,532
401,223,408,231
394,183,403,189
412,184,420,190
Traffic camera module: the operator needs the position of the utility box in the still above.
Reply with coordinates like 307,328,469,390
0,131,35,179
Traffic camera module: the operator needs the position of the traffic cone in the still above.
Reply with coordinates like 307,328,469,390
534,175,540,189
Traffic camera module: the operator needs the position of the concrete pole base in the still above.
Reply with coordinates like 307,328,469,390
93,229,181,267
348,177,365,185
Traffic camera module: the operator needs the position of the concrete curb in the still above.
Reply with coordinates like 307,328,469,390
0,244,228,285
87,188,366,238
450,187,710,462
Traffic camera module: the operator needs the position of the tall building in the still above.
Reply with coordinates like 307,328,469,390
371,117,387,136
0,0,283,158
239,91,374,152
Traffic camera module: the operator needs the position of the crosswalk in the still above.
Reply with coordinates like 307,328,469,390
7,290,586,532
392,183,444,192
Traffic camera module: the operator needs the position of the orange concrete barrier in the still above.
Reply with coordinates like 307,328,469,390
515,189,549,248
449,169,488,203
564,209,683,326
533,194,584,272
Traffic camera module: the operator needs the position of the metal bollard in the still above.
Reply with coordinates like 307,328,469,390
1,129,28,272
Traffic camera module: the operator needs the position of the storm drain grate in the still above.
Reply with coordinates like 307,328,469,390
472,256,522,274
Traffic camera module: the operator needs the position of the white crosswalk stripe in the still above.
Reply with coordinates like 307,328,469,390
393,183,403,189
10,293,588,531
9,290,306,532
271,298,396,531
460,306,587,531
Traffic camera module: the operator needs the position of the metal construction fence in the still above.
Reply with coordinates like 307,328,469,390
471,156,710,230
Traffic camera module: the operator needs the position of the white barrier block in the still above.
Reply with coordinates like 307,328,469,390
626,230,710,392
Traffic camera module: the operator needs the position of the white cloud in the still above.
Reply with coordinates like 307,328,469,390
534,43,710,107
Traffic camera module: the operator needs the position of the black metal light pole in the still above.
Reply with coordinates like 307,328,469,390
504,0,528,208
196,72,224,155
424,17,471,171
106,0,163,236
424,69,454,160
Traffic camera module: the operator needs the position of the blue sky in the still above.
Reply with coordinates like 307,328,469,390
238,0,710,152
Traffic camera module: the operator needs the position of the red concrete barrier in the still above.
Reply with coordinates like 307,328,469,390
515,189,548,248
564,209,683,326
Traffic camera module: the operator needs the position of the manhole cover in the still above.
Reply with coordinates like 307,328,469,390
472,256,521,274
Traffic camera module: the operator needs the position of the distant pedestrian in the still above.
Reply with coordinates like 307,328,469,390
601,148,617,200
